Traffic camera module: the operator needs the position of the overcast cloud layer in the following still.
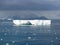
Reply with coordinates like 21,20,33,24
0,0,60,10
0,0,60,19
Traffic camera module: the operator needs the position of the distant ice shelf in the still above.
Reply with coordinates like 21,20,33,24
13,20,51,26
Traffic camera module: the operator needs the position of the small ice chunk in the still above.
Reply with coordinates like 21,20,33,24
6,43,9,45
56,37,58,39
4,33,7,35
51,40,54,42
1,38,3,41
33,33,36,35
28,37,31,39
26,43,28,45
12,41,15,43
54,32,57,35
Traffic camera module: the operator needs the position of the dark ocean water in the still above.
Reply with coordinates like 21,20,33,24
0,20,60,45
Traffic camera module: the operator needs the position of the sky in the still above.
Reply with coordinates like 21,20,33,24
0,0,60,19
0,0,60,10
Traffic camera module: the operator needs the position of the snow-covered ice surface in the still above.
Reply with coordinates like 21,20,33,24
13,20,51,26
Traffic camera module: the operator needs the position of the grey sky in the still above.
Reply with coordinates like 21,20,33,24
0,0,60,19
0,0,60,4
0,0,60,10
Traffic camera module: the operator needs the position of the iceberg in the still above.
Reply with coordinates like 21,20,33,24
13,20,51,26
